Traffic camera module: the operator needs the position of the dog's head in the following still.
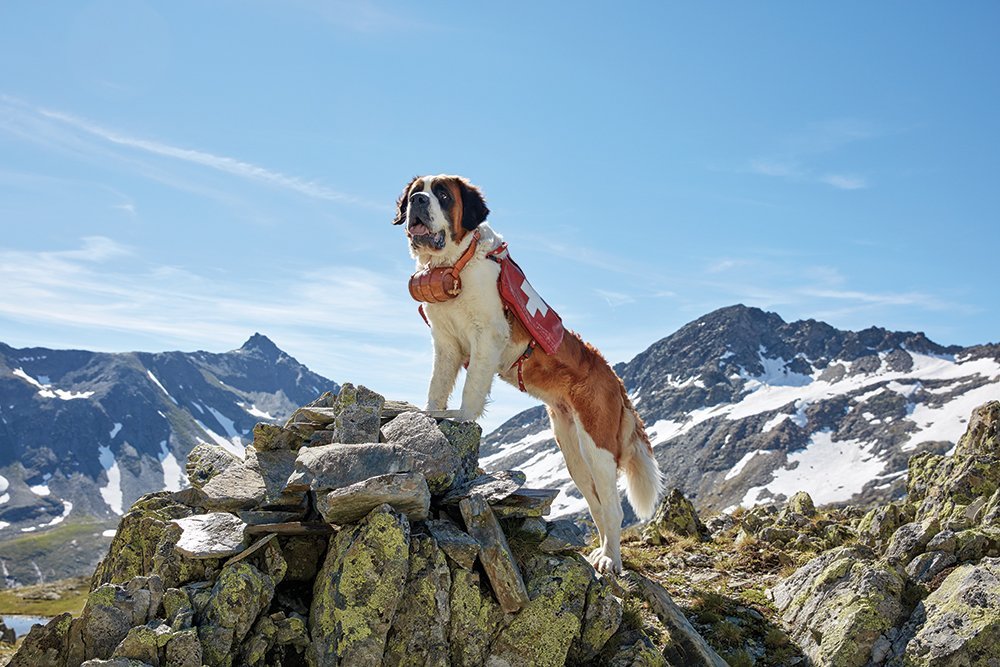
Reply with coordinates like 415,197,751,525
392,175,490,255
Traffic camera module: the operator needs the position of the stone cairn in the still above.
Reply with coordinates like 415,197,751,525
9,383,657,667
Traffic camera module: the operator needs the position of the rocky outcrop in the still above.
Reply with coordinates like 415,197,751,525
771,401,1000,666
9,383,707,667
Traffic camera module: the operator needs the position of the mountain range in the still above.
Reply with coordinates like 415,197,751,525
0,333,335,585
482,305,1000,518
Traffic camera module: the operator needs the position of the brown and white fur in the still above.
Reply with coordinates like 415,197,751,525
394,174,663,573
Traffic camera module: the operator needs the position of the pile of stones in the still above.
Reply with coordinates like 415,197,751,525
8,383,665,667
772,400,1000,666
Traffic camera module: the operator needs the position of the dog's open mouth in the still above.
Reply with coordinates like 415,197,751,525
408,223,446,250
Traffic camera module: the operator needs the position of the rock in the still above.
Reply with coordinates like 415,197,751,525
426,518,481,569
448,567,503,667
905,550,957,583
858,503,906,552
382,411,462,493
250,422,303,451
280,536,328,582
894,556,1000,665
112,624,163,666
787,490,816,516
511,517,550,543
649,488,705,539
236,509,306,525
382,399,422,422
956,528,993,562
198,458,267,512
164,629,202,667
538,519,587,553
925,528,958,554
81,660,154,667
92,494,194,587
315,471,431,524
459,494,530,613
436,418,482,489
283,442,416,492
772,546,905,667
309,505,410,666
884,518,940,566
223,534,287,583
198,561,276,667
442,469,526,505
627,572,727,667
7,612,74,667
488,553,593,667
489,488,559,519
383,534,452,667
328,382,385,444
0,618,14,644
80,584,144,661
247,448,305,509
597,628,667,667
569,572,623,664
171,512,248,559
185,443,242,489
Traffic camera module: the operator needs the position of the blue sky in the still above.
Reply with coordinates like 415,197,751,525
1,2,998,431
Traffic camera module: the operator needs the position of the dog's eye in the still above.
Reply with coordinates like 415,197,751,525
438,190,449,201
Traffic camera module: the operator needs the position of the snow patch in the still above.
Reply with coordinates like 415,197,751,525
194,420,245,458
147,371,178,404
29,484,50,497
102,529,116,537
741,431,887,507
12,368,95,400
98,445,124,515
206,406,239,439
109,423,123,439
725,450,766,481
901,381,1000,451
239,402,275,420
158,441,185,492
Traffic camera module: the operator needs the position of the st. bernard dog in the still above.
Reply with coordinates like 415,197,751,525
394,174,663,574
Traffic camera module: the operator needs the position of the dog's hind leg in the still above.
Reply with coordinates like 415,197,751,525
547,405,607,551
574,414,624,574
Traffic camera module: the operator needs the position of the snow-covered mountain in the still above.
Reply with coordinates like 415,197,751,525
482,305,1000,518
0,334,336,534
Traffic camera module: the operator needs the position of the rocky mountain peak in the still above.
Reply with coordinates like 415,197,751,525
237,333,284,360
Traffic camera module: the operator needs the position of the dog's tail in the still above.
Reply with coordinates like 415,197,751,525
618,387,664,521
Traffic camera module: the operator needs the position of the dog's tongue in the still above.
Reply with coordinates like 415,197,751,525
409,223,431,237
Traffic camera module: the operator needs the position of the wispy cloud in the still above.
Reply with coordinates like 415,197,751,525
0,96,381,209
744,118,876,190
36,108,371,205
595,289,635,307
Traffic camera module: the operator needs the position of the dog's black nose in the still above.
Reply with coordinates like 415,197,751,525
409,192,430,211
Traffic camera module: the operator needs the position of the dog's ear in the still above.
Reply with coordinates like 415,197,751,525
392,176,421,225
459,179,490,231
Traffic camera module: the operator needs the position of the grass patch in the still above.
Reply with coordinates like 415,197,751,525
0,576,90,616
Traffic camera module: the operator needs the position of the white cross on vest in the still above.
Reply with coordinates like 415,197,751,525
519,278,549,318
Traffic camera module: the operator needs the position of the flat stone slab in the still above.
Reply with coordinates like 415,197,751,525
490,488,560,519
426,518,480,569
442,470,527,505
284,442,416,493
251,423,304,452
236,510,306,525
172,512,248,559
199,460,267,511
460,495,530,613
316,472,431,524
381,400,422,423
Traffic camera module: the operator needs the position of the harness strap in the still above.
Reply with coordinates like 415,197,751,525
449,230,481,279
511,340,536,393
